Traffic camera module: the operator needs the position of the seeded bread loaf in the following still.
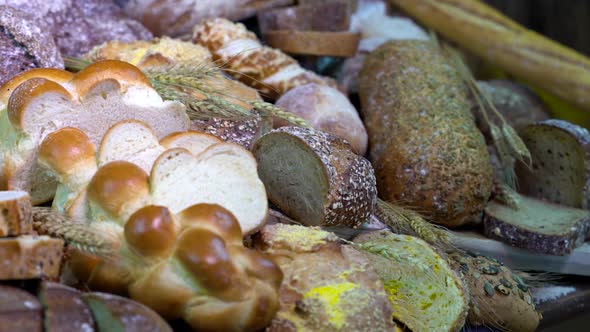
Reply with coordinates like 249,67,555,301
0,60,189,204
253,126,377,228
515,119,590,209
0,285,42,332
0,191,31,236
359,40,492,227
448,251,541,332
484,194,590,255
0,235,63,280
355,231,468,332
68,203,282,332
254,223,396,332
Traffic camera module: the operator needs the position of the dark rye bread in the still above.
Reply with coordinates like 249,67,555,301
0,6,63,85
253,126,377,227
0,285,42,332
484,194,590,255
359,40,492,228
257,1,351,33
38,282,95,332
515,119,590,209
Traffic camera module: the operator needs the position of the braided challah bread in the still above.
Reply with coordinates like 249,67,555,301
68,203,282,332
0,61,189,204
38,120,268,234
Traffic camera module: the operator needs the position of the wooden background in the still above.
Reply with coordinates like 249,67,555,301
484,0,590,55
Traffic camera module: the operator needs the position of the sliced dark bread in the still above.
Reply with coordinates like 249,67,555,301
253,126,377,228
0,285,42,332
38,282,95,332
484,194,590,255
515,119,590,209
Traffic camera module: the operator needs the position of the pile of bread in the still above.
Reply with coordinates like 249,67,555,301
4,0,590,331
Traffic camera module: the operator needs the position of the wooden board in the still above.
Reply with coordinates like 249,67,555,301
451,231,590,276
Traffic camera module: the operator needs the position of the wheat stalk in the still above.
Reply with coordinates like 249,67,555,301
32,207,117,257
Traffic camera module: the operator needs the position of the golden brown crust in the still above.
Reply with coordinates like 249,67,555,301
264,30,361,57
38,127,96,175
0,68,73,104
177,203,242,245
70,60,151,97
125,205,177,258
0,236,64,280
0,191,32,236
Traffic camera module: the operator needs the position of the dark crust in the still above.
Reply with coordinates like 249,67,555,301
0,285,42,332
258,127,377,227
517,119,590,210
39,281,96,332
190,114,272,150
483,200,589,255
257,1,351,33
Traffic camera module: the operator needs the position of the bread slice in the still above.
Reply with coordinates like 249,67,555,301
82,292,171,332
0,285,42,332
0,190,32,236
0,235,63,280
0,60,189,204
515,119,590,209
264,30,361,57
354,231,469,332
483,194,590,255
257,1,352,33
38,282,95,332
253,126,377,228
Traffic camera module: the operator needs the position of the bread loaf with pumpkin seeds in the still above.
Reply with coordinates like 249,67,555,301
359,40,493,227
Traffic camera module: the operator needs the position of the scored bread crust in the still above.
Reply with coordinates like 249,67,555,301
0,190,32,236
0,235,64,280
253,126,377,228
0,60,189,204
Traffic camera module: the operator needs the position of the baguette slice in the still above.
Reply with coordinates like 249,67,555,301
354,231,468,332
257,1,351,33
0,285,42,332
253,126,377,227
38,282,95,332
483,194,590,255
0,191,32,236
264,30,360,57
515,119,590,209
0,235,64,280
82,292,171,332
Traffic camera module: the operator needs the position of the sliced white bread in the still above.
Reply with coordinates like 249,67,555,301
515,119,590,209
0,60,189,204
0,190,32,236
484,194,590,255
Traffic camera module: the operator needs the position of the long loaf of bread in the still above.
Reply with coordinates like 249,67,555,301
389,0,590,113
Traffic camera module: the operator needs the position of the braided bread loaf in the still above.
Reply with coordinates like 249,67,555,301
68,202,282,332
0,61,189,204
193,18,339,100
38,120,268,234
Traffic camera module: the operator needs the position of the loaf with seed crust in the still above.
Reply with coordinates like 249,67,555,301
253,126,376,228
359,40,492,227
0,60,189,204
68,203,282,332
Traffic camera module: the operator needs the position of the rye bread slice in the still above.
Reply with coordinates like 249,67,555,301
0,191,32,236
0,285,42,332
253,126,377,228
483,194,590,255
0,235,64,280
38,282,95,332
515,119,590,209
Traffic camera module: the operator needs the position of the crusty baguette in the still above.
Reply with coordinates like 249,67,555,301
0,235,63,280
0,285,42,332
38,282,96,332
359,40,492,227
389,0,590,113
275,83,368,155
193,18,340,99
0,60,189,204
515,120,590,209
0,191,32,236
253,126,377,228
264,30,360,57
257,1,351,33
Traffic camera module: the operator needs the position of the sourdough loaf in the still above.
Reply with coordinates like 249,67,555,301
359,40,492,227
0,60,189,204
448,251,541,332
515,120,590,209
254,223,396,332
68,203,282,332
355,231,468,332
0,190,31,236
275,83,368,155
39,120,268,235
0,235,63,280
253,126,376,228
